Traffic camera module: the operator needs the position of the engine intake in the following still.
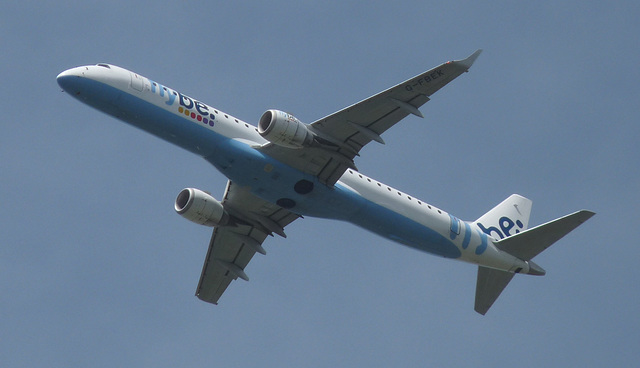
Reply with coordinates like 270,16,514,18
258,109,314,148
175,188,229,227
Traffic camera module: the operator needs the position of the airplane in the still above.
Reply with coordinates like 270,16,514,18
57,50,594,315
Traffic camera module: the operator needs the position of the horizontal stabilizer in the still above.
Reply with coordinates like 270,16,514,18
495,210,595,261
474,208,595,315
475,266,515,315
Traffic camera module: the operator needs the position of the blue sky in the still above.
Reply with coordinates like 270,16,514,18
2,1,639,366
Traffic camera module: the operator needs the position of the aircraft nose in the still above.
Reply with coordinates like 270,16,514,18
57,67,85,95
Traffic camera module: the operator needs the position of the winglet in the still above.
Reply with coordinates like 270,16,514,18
457,49,483,70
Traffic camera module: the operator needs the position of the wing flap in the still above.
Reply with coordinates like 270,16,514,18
195,181,300,304
195,225,263,303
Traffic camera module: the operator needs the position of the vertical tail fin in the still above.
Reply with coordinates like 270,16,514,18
474,194,533,240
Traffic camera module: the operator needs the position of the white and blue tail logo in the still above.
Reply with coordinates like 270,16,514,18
474,194,532,240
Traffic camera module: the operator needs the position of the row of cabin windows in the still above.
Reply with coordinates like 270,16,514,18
348,170,442,214
151,81,259,132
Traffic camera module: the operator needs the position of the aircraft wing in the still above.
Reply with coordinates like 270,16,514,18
195,180,300,304
256,50,482,186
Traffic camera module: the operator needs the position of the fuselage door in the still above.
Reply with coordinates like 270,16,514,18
449,215,461,238
130,72,144,92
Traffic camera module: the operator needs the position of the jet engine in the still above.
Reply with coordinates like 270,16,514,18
174,188,229,227
258,109,314,148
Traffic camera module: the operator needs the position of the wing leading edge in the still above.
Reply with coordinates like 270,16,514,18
195,181,300,304
256,50,482,186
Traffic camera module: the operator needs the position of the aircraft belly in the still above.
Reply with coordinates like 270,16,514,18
202,139,460,258
203,139,361,220
346,198,462,259
67,78,226,157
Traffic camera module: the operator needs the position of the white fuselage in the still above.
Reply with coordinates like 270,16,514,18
57,64,530,273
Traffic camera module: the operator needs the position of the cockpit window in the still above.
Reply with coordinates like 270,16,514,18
96,64,111,69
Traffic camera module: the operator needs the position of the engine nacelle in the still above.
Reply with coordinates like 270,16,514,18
174,188,229,227
258,109,314,148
